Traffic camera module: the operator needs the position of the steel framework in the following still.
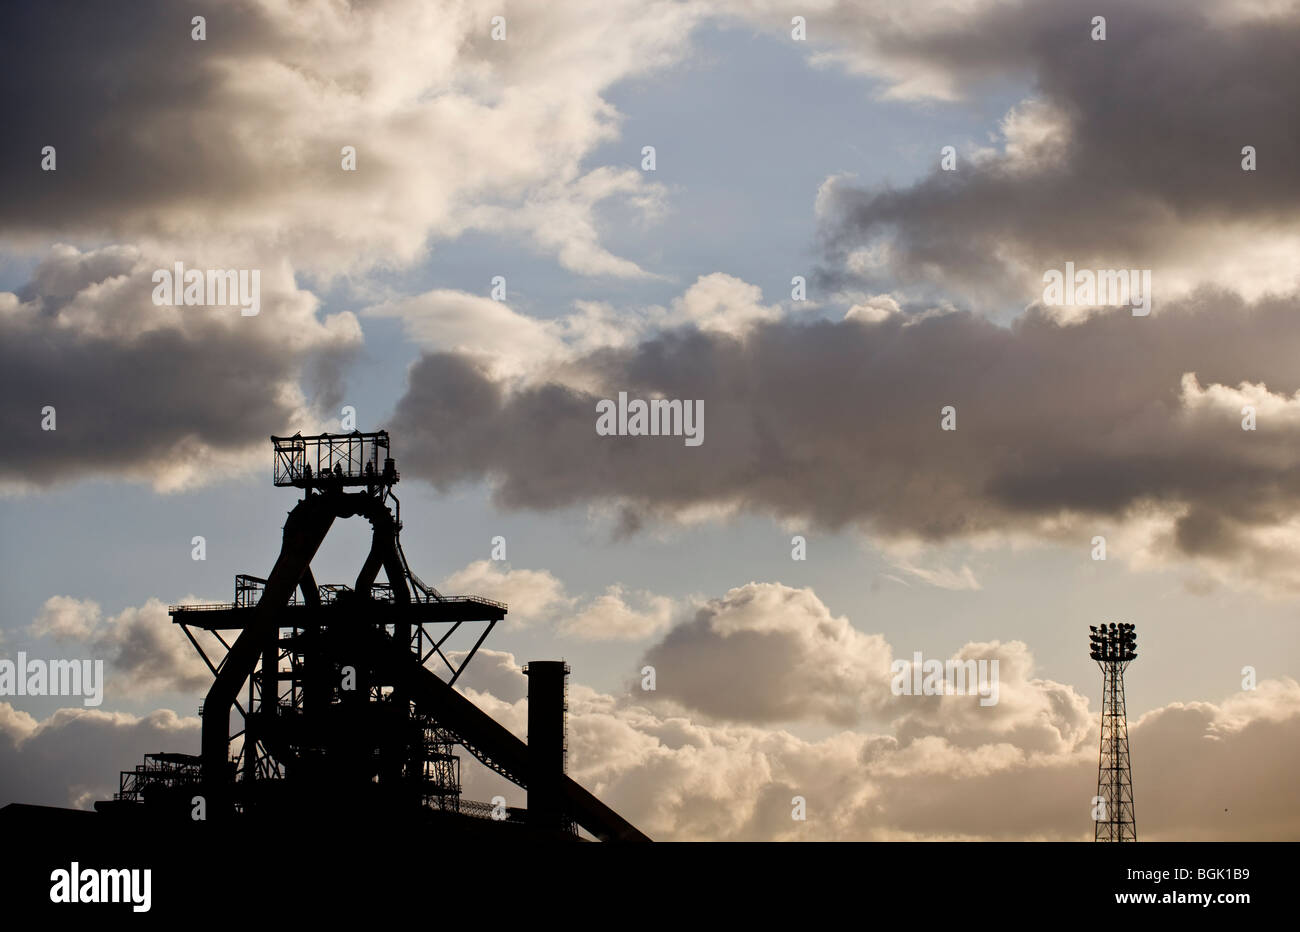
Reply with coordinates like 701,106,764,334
104,431,648,842
272,430,395,490
1090,623,1137,842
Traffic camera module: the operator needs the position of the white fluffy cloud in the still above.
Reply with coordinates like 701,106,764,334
365,272,785,389
29,596,212,699
442,560,574,628
560,585,676,641
643,582,895,725
638,581,1090,757
440,560,677,640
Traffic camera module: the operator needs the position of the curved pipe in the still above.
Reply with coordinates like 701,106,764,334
354,508,409,605
201,492,403,813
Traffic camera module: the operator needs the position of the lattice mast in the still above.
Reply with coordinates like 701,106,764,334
1089,623,1137,842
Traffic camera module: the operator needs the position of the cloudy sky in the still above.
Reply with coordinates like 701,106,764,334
2,0,1298,840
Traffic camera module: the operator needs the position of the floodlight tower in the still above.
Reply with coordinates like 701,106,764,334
1088,623,1138,842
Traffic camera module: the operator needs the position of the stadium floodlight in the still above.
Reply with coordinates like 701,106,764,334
1089,622,1138,841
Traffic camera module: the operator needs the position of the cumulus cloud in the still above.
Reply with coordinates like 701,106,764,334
635,582,1088,756
447,647,529,706
363,290,570,381
364,273,783,388
0,244,359,491
800,0,1300,307
440,560,677,640
642,582,894,725
560,585,676,641
442,560,574,628
0,704,199,810
720,0,1038,103
889,640,1091,755
657,273,783,336
4,642,1296,840
0,0,697,277
29,596,211,699
419,642,1300,840
575,674,1300,840
393,280,1300,589
0,0,762,493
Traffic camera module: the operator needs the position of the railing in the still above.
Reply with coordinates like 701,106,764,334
456,798,523,822
271,431,394,488
435,595,508,610
169,594,507,614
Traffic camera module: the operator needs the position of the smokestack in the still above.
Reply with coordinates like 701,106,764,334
524,661,569,835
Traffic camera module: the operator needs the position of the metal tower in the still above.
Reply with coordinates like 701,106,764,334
1089,623,1137,842
99,431,649,841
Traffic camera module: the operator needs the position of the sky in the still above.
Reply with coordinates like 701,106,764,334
1,0,1298,840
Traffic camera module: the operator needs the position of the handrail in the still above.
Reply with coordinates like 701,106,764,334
170,594,506,614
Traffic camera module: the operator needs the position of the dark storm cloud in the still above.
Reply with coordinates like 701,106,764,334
0,705,198,809
0,0,691,275
0,0,277,242
392,288,1300,571
811,0,1300,302
3,329,289,476
0,245,358,488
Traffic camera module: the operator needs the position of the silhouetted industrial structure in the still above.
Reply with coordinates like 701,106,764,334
98,431,648,842
1089,623,1137,842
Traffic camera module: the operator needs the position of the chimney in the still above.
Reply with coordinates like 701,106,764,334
524,661,569,835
